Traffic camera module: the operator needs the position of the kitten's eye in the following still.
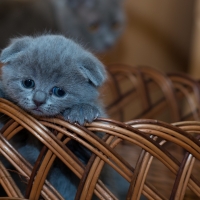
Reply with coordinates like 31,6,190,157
52,87,66,97
111,21,120,30
89,21,100,32
22,79,35,88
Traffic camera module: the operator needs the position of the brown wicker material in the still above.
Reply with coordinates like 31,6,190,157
0,65,200,199
105,65,200,122
0,99,200,200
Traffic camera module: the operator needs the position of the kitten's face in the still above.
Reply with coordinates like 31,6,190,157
79,0,125,52
0,35,106,117
65,0,125,52
2,59,95,117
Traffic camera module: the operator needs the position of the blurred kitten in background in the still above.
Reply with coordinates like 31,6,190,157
0,0,125,53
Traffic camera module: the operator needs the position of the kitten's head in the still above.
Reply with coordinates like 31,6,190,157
62,0,125,53
0,34,106,117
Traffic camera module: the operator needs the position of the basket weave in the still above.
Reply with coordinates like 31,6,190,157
0,65,200,200
105,65,200,122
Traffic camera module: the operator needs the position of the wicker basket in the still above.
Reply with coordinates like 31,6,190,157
0,65,200,200
105,65,200,122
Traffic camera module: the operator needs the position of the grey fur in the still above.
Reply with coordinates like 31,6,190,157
0,34,106,124
0,0,125,53
0,34,107,199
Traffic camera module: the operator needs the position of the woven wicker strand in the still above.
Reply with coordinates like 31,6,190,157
0,98,200,200
105,65,200,123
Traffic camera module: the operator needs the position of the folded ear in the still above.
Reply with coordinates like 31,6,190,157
0,36,32,63
79,56,107,87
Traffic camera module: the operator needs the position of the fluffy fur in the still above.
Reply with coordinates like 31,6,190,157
0,34,107,199
0,0,125,53
0,34,106,124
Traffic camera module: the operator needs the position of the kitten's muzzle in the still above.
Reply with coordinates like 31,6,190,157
33,90,47,107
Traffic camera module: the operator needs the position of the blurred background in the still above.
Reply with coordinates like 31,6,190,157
1,0,200,77
101,0,200,76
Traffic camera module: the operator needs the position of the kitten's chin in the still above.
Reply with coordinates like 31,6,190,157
28,108,47,117
28,108,57,118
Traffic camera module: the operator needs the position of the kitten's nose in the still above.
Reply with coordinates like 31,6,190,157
33,90,47,107
33,99,44,107
104,35,114,50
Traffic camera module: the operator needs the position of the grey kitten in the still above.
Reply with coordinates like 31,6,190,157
0,0,125,53
0,34,107,199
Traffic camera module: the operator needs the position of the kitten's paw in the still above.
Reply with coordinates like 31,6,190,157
63,104,100,125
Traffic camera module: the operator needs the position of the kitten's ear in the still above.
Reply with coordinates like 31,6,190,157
0,36,31,63
79,56,107,87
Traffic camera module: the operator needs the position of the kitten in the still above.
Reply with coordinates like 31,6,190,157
0,34,107,199
0,0,125,53
0,34,106,124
